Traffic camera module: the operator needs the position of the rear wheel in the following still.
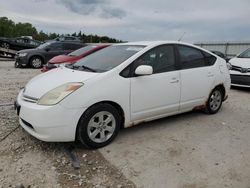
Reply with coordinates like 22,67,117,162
30,56,43,68
1,42,10,49
205,88,223,114
77,103,121,148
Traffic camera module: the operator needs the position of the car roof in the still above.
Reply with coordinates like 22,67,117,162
115,41,197,47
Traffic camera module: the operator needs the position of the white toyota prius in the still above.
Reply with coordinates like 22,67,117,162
15,41,231,148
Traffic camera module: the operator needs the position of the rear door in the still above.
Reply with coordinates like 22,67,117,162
130,45,181,122
44,43,64,62
63,43,84,55
177,45,216,111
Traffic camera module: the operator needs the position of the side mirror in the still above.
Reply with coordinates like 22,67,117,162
135,65,153,76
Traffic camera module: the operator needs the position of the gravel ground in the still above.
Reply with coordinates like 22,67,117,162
0,60,135,188
0,59,250,188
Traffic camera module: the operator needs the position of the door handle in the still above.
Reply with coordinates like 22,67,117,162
170,77,179,83
207,72,214,77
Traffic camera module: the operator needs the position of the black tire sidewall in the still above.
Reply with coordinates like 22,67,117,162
30,56,43,68
206,88,223,114
2,42,9,49
77,103,121,149
14,61,21,68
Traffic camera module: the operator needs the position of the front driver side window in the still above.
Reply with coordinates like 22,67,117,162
133,45,176,74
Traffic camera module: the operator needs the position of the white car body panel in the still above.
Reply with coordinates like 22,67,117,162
16,41,231,142
24,67,99,99
130,70,181,122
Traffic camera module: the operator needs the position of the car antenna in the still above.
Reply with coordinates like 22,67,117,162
178,32,186,41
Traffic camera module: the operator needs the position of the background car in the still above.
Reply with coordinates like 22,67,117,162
210,50,230,62
228,48,250,87
15,41,86,68
16,41,230,148
45,36,81,42
41,44,110,72
0,37,42,51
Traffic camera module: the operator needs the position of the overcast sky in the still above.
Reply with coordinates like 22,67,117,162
0,0,250,42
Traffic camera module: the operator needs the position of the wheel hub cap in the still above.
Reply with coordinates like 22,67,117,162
87,111,116,143
209,90,222,111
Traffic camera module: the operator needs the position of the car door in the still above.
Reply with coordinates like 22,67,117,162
62,43,77,54
177,45,216,111
130,45,181,122
14,38,27,50
44,43,64,62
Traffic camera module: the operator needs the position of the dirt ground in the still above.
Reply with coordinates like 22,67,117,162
0,60,135,188
0,59,250,188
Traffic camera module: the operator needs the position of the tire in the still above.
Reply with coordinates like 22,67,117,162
77,103,121,149
14,61,22,68
205,87,223,114
30,56,43,68
1,42,10,49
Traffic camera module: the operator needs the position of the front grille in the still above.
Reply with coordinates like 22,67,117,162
232,65,250,73
21,119,34,129
230,74,250,86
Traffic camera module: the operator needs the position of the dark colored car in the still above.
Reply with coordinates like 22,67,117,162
41,44,110,72
15,41,86,68
46,36,81,42
210,50,230,62
0,37,42,51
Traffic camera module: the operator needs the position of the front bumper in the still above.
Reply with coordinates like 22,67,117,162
230,72,250,87
16,90,86,142
15,56,29,66
41,63,57,72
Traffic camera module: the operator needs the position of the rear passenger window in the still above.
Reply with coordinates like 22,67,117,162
50,43,63,50
64,43,82,50
178,45,207,69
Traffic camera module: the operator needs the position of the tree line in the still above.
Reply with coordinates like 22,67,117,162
0,17,123,43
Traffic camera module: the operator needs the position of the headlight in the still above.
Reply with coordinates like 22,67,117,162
37,82,83,105
226,62,232,70
19,53,27,57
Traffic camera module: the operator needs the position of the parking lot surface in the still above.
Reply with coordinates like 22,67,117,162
0,60,250,188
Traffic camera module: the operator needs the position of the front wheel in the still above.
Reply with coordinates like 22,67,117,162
30,56,43,68
14,61,22,68
205,88,223,114
77,103,121,149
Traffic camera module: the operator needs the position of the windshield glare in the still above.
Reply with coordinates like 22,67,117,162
239,48,250,58
69,46,96,56
73,45,145,72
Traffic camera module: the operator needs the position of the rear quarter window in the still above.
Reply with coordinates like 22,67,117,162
178,45,216,69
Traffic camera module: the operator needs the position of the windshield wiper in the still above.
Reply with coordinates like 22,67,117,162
80,65,97,72
71,65,96,72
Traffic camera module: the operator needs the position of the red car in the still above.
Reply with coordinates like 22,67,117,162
41,44,110,72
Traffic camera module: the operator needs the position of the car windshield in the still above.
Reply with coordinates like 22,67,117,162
238,48,250,58
68,46,96,56
73,45,145,72
37,42,54,49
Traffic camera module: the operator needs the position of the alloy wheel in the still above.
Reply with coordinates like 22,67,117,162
209,90,222,112
87,111,116,143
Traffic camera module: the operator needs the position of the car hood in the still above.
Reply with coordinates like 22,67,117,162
49,55,80,64
229,57,250,68
23,67,99,99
